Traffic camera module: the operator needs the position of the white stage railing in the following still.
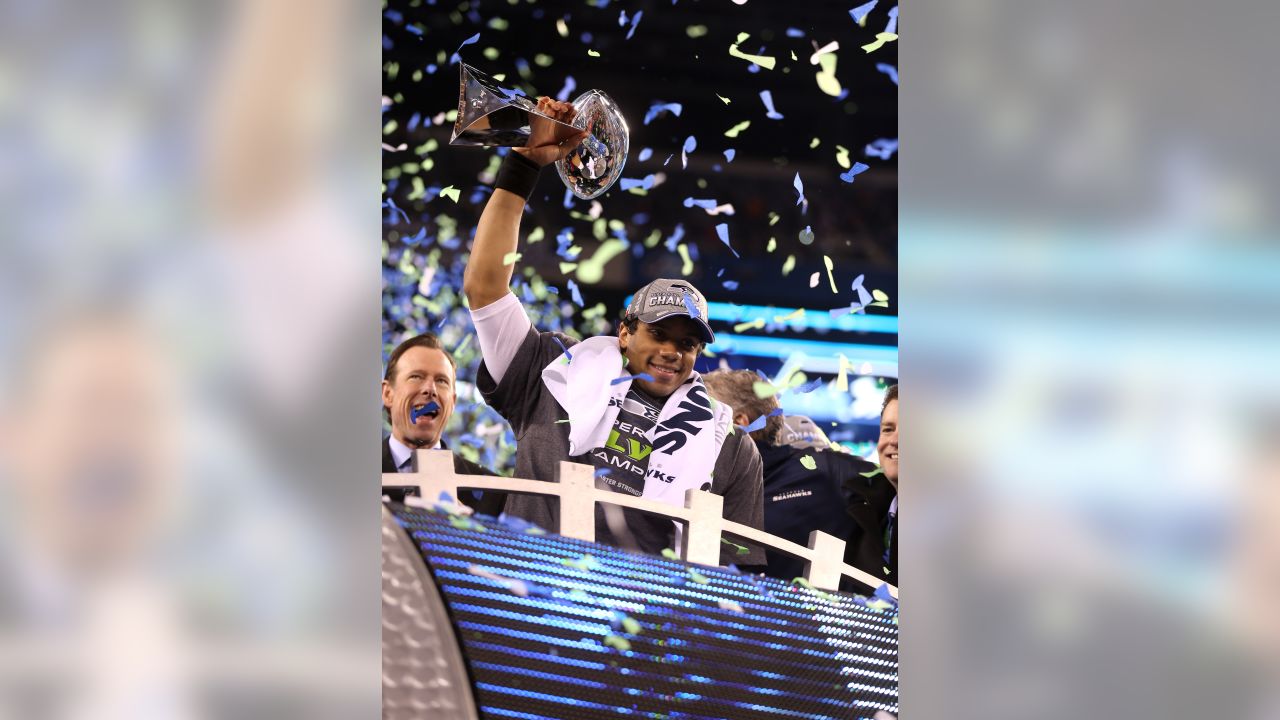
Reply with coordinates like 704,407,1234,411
385,448,897,598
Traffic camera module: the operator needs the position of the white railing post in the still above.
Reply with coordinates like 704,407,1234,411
803,530,846,592
413,449,461,503
556,460,597,543
681,489,725,567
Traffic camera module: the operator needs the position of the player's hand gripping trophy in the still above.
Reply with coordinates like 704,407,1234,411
450,64,630,200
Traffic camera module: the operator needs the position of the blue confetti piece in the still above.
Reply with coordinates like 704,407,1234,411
411,401,440,423
567,279,585,307
873,583,898,605
643,102,683,125
723,148,736,162
563,188,575,208
682,293,701,318
840,162,871,183
738,414,768,433
767,407,785,417
866,137,899,160
665,223,685,252
722,280,739,290
792,377,826,394
438,490,454,504
715,223,740,258
612,373,655,385
683,197,718,210
638,147,654,162
556,75,577,102
382,198,409,224
406,24,423,36
875,63,898,85
793,172,806,206
885,5,898,33
449,32,480,64
594,467,611,478
619,175,656,191
408,112,422,131
785,27,806,37
385,9,403,23
759,90,784,120
552,334,574,362
850,0,877,23
626,9,643,39
682,135,696,169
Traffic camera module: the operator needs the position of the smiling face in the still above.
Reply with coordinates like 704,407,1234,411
618,316,704,398
878,398,898,488
382,346,456,448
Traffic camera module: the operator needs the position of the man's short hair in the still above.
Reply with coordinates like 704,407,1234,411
882,383,898,415
702,369,783,445
384,333,457,383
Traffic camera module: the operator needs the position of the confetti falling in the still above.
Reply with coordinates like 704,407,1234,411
759,90,784,119
382,0,897,477
728,32,777,70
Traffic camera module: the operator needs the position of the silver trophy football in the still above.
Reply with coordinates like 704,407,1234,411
450,63,630,200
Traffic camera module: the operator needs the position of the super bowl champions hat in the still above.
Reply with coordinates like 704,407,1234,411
625,278,715,344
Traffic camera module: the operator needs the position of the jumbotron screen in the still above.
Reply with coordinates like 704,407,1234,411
387,502,898,719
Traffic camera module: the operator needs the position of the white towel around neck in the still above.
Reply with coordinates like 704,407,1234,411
540,336,732,505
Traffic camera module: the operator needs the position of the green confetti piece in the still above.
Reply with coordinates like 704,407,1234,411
587,49,601,57
810,137,821,149
733,318,766,333
729,33,777,70
488,17,509,30
555,419,571,424
439,186,460,202
687,24,708,38
774,308,805,323
582,302,607,319
687,568,710,585
823,255,838,293
502,252,522,265
871,288,890,307
621,617,642,635
752,381,780,398
716,93,732,104
799,455,817,470
644,229,663,248
603,634,632,652
576,238,628,284
815,54,842,97
661,548,679,560
724,120,751,138
768,212,781,226
766,237,777,252
534,53,554,67
562,554,602,571
781,254,796,276
568,588,593,602
835,145,852,170
676,243,694,276
862,32,898,53
721,538,751,555
559,262,578,274
527,226,545,243
483,46,500,60
860,466,884,478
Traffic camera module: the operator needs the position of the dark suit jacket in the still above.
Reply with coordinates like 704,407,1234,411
841,469,897,592
382,437,506,516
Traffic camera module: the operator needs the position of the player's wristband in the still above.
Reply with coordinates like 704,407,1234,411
494,151,542,202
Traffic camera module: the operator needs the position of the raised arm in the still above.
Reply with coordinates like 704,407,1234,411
463,97,587,310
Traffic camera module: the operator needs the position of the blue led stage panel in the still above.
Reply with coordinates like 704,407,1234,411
387,503,899,720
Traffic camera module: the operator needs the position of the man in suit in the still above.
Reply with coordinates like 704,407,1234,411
842,383,898,589
381,333,504,514
702,370,881,584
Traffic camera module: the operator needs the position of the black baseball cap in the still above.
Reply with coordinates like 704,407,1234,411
624,278,715,344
